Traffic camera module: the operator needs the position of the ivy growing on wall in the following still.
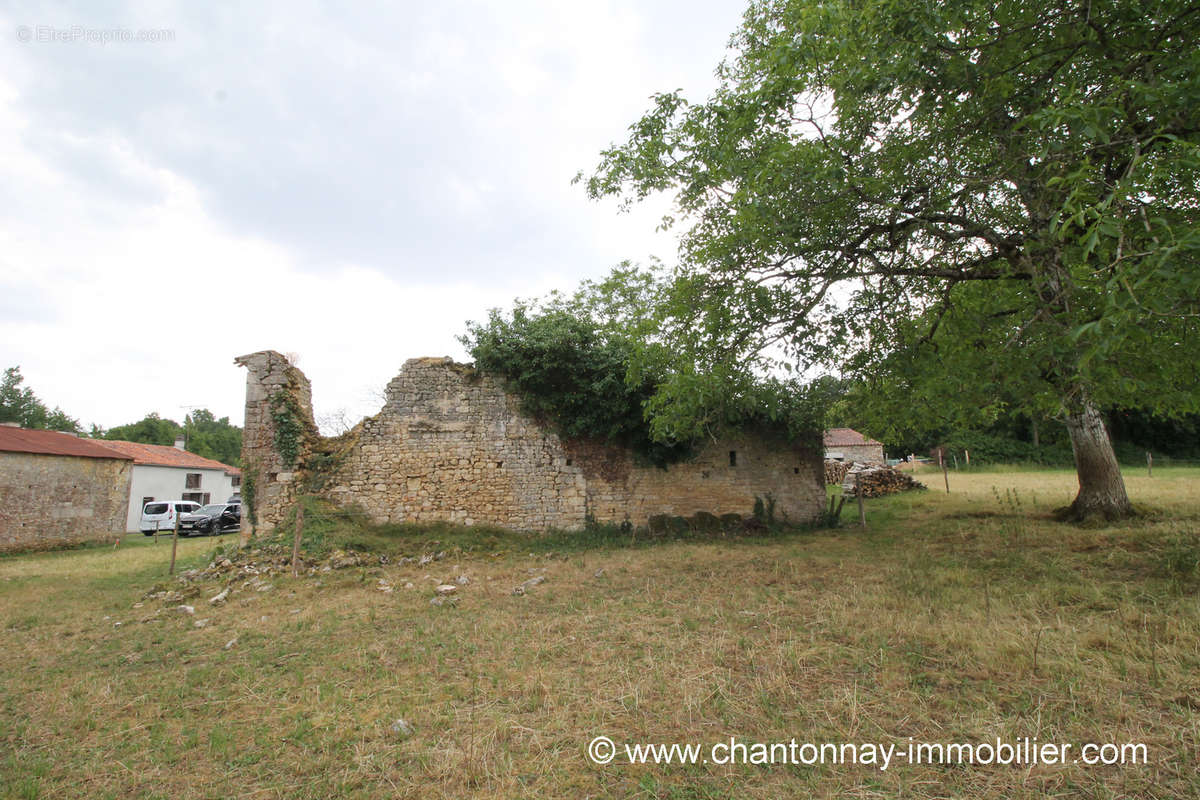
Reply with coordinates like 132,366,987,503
269,390,305,468
241,464,258,528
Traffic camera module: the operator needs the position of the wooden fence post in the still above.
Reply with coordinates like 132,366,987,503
942,455,950,494
964,449,970,466
856,472,866,528
1146,451,1153,478
291,501,305,577
168,513,180,575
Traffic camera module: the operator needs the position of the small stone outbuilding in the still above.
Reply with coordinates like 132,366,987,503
236,351,825,532
823,427,885,463
0,425,133,551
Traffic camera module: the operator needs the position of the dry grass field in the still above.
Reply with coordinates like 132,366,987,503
1,467,1197,799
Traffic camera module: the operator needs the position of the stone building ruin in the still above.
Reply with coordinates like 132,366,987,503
235,350,824,533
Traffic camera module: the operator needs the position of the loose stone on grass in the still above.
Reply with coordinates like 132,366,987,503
513,575,546,595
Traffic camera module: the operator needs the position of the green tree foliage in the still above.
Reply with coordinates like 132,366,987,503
102,413,183,447
461,269,823,466
584,0,1200,519
102,410,242,467
186,409,243,467
0,366,82,433
462,297,693,467
823,359,1199,464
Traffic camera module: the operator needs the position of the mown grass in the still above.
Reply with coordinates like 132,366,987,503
1,467,1197,798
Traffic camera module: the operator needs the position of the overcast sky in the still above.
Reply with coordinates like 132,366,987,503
0,0,744,433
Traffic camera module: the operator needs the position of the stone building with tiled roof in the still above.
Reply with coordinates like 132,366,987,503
0,424,133,551
822,427,885,463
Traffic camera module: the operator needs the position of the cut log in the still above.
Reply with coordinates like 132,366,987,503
841,462,926,498
824,459,852,484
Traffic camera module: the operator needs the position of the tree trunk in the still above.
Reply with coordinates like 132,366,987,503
1061,399,1133,521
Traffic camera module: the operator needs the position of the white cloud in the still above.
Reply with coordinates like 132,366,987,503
0,0,744,433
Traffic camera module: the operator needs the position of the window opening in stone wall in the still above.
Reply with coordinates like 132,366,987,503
794,467,799,474
729,450,737,467
565,458,572,466
185,473,201,489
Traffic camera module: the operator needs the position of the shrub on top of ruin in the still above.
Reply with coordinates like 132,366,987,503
461,267,823,466
462,301,691,467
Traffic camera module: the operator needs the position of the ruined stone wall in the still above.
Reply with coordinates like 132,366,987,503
573,434,823,527
323,358,589,528
0,453,132,552
234,351,320,532
239,351,824,532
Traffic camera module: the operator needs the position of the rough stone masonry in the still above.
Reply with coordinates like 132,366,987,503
236,350,824,532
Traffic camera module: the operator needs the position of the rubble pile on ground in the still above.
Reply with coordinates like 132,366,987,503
172,544,376,585
841,462,926,497
135,540,560,617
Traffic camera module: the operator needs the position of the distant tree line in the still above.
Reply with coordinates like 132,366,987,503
0,367,82,433
817,373,1200,465
0,365,242,467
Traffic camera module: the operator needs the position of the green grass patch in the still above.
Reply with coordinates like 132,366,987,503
0,468,1197,798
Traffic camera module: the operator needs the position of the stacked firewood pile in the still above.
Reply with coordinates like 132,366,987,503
824,459,852,484
841,462,926,497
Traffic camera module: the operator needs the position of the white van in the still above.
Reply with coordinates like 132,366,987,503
140,500,201,535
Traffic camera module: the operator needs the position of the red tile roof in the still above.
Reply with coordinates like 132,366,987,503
89,439,239,474
0,426,135,460
823,427,883,447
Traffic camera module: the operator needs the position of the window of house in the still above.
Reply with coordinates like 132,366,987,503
185,473,202,489
141,496,154,507
182,492,204,504
231,475,242,488
729,450,737,467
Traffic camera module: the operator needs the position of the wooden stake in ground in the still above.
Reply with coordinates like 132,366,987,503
168,513,180,575
291,501,305,577
1147,451,1153,478
965,449,970,466
942,454,950,494
856,472,866,528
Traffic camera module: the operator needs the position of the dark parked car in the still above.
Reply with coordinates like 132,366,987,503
179,503,241,535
